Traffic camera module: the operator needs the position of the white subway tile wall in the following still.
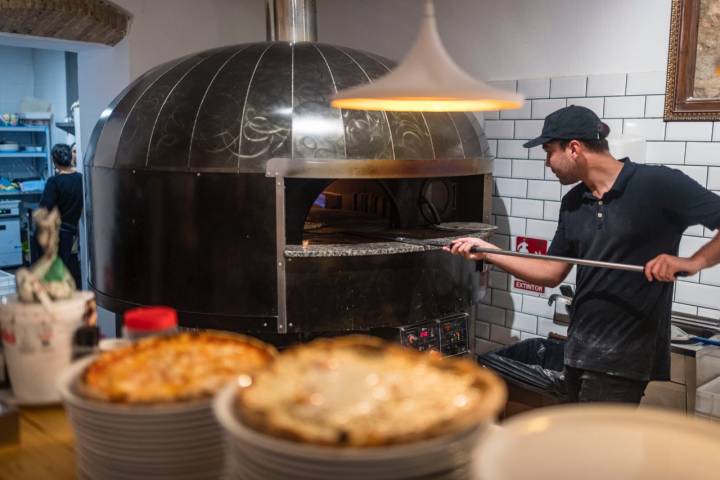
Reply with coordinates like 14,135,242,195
514,120,544,139
604,96,646,118
495,215,526,236
626,71,667,95
527,180,561,200
484,120,514,139
506,311,538,333
709,168,720,189
550,76,587,98
472,71,720,354
602,119,624,136
494,178,527,197
646,141,685,164
685,142,720,166
511,198,544,219
498,140,529,159
623,119,666,140
492,158,512,177
518,78,550,99
665,122,713,141
500,101,532,120
566,97,604,117
532,98,567,119
645,95,665,117
586,73,626,97
512,159,545,179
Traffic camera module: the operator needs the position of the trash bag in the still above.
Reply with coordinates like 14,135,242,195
477,338,567,399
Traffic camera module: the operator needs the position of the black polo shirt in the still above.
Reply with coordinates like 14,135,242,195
548,158,720,381
40,172,83,229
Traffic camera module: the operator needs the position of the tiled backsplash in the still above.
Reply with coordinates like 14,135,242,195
474,71,720,355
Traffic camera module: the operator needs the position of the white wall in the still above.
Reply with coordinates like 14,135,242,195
317,0,672,79
32,49,68,143
0,46,68,143
0,46,34,115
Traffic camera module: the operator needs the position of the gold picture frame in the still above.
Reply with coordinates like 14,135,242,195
664,0,720,121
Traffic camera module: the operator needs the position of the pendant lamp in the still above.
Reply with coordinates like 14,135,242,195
330,0,524,112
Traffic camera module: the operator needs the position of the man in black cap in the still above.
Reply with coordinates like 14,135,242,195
447,105,720,403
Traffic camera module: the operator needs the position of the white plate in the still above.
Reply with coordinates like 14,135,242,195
215,383,485,479
0,143,19,152
226,438,473,478
475,404,720,480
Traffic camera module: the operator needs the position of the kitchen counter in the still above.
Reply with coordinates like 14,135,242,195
0,405,74,480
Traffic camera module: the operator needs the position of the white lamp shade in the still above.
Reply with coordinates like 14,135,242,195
331,1,524,112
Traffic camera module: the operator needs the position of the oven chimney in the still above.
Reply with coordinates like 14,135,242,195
266,0,317,42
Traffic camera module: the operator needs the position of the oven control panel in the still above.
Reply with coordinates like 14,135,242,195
397,314,469,357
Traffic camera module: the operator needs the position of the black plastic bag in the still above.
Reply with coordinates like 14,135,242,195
477,338,567,399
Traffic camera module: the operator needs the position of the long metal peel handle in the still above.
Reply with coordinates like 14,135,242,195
468,247,645,272
467,246,689,277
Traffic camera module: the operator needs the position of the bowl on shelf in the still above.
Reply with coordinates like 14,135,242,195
0,142,20,153
0,114,19,127
21,146,43,153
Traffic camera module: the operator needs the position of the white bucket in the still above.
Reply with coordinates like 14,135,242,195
0,291,95,404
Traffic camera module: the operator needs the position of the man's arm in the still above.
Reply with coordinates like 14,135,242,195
645,232,720,282
444,237,572,287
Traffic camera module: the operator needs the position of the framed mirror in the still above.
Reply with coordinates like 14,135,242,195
664,0,720,120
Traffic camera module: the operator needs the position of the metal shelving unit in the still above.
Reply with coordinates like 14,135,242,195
0,125,52,177
0,125,51,267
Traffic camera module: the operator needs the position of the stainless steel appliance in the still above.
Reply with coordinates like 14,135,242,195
0,201,22,267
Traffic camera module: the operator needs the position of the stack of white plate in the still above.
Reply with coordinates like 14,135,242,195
213,384,486,480
474,404,720,480
58,357,225,480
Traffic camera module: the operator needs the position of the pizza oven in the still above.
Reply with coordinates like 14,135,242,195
84,0,495,347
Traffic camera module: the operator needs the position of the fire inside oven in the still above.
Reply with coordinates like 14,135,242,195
285,176,487,249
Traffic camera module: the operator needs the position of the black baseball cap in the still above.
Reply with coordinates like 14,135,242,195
522,105,609,148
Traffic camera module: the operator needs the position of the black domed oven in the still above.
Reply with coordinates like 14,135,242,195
84,0,495,349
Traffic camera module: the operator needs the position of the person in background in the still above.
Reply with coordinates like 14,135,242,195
37,143,83,286
446,105,720,404
70,143,77,167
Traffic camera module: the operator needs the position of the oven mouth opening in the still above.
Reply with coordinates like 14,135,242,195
284,177,495,258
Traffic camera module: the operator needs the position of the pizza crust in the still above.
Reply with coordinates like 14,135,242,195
235,335,506,447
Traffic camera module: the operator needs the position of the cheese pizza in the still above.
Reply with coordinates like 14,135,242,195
82,332,276,403
235,335,506,447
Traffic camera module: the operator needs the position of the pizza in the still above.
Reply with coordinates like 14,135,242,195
82,332,276,403
235,335,506,447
